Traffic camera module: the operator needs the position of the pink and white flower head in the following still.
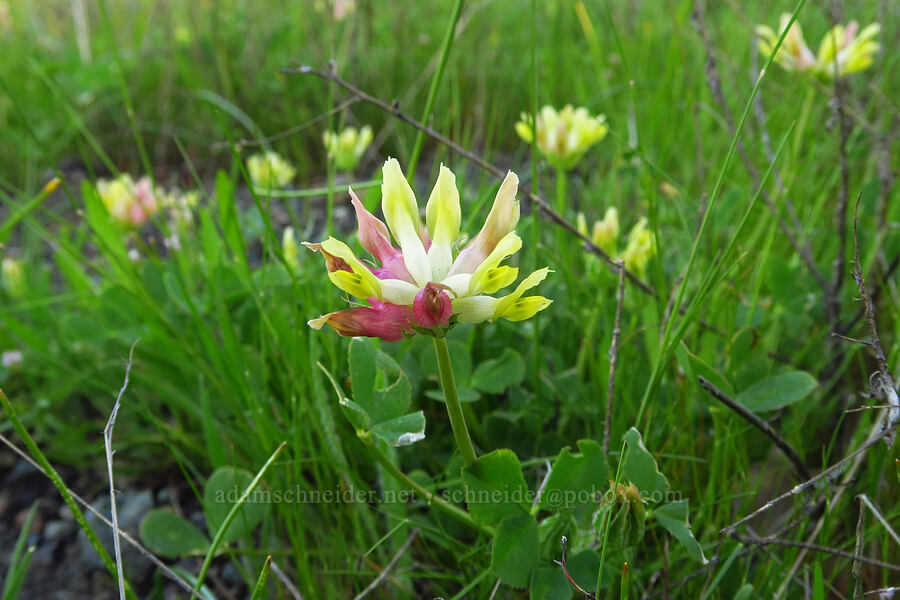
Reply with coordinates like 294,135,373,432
305,158,552,341
756,14,817,73
96,174,159,228
816,20,881,79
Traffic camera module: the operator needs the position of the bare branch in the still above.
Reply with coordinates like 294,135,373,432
857,494,900,548
721,427,885,535
554,536,596,599
699,376,811,480
853,495,866,600
270,560,305,600
851,196,900,445
731,532,900,573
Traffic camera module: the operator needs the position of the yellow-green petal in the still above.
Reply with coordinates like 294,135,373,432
476,265,519,295
495,267,551,317
425,164,461,280
496,296,552,322
468,231,522,294
329,270,379,299
381,158,431,286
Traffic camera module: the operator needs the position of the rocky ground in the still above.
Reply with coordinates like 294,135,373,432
0,454,246,599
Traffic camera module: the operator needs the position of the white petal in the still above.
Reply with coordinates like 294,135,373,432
452,295,499,323
381,158,431,286
425,165,461,280
441,273,472,299
378,278,420,306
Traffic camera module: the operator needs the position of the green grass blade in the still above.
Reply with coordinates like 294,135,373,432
189,441,286,600
248,556,272,600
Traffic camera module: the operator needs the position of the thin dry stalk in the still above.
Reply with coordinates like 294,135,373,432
698,376,810,480
351,530,418,600
270,561,305,600
104,340,138,600
604,261,626,454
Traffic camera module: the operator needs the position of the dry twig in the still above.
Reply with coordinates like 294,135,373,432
698,376,811,480
351,530,419,600
731,532,900,573
104,340,138,600
604,261,626,454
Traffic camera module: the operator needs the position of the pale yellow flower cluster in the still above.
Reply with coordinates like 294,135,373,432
95,174,197,232
323,126,373,172
1,256,25,298
578,209,657,277
515,105,608,171
247,151,296,190
96,174,159,228
757,14,880,78
161,189,199,228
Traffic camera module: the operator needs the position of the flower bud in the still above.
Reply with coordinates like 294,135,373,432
593,482,646,551
247,151,296,189
516,104,607,171
591,207,619,256
1,257,25,298
323,125,373,172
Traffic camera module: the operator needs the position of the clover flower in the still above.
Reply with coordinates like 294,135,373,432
756,14,817,73
1,256,25,298
591,207,619,256
619,218,656,277
757,14,880,78
579,210,656,277
578,208,619,256
282,226,300,271
515,105,608,171
160,188,199,228
816,20,880,78
305,159,552,341
323,125,373,172
247,151,296,189
96,174,159,228
1,349,23,369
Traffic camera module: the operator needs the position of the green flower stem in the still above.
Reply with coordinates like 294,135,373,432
190,441,287,600
555,167,568,262
555,167,567,215
433,336,476,465
326,14,336,236
407,0,466,181
366,437,491,536
596,438,627,594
